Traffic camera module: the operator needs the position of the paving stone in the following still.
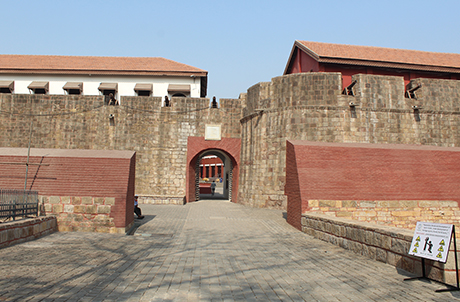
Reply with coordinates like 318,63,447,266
0,200,459,301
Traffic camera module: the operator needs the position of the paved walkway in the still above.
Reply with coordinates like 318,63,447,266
1,200,460,301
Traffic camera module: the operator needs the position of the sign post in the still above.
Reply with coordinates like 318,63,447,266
405,222,459,292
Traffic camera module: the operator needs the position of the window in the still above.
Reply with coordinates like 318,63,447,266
168,84,190,98
63,82,83,95
134,83,152,96
98,83,118,105
28,81,49,94
0,81,13,93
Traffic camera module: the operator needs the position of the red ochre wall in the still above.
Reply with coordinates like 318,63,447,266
286,140,460,230
290,49,460,88
0,148,136,232
187,137,241,203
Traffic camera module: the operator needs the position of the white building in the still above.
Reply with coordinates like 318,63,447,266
0,54,207,102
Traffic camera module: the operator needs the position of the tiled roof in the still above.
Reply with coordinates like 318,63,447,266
292,40,460,73
0,54,207,76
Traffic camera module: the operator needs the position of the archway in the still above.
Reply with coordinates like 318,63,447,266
186,137,240,203
197,150,232,200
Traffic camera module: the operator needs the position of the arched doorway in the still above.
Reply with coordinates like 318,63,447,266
196,150,232,200
186,137,240,203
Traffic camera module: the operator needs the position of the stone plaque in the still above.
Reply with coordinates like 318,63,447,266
205,124,221,141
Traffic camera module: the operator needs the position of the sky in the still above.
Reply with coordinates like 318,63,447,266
2,0,460,99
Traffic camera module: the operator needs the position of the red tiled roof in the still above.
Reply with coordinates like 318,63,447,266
288,40,460,74
0,54,207,76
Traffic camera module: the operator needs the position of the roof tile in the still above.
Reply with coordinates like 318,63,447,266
297,41,460,69
0,54,207,75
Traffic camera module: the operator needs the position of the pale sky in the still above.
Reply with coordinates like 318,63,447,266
2,0,459,99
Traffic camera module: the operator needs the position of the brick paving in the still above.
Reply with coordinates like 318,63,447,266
1,200,460,301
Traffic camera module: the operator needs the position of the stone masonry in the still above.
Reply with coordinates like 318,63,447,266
239,73,460,209
0,95,242,202
1,73,460,215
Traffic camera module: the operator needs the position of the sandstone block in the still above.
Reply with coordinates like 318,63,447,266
391,238,410,255
97,205,111,214
85,205,97,214
49,196,60,204
64,205,74,213
419,200,441,208
105,197,115,205
71,197,81,205
391,210,420,217
362,245,376,260
308,200,319,207
52,204,63,213
94,197,105,205
342,200,357,207
399,200,418,207
440,201,459,208
44,204,52,212
74,205,85,214
373,232,391,250
0,230,7,243
336,211,352,218
359,201,376,208
82,197,93,205
376,200,400,208
57,226,72,232
319,200,338,207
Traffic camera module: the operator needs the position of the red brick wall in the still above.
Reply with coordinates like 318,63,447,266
0,148,136,230
186,137,241,203
286,140,460,229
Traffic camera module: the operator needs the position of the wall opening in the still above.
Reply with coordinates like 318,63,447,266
195,150,232,200
186,137,241,204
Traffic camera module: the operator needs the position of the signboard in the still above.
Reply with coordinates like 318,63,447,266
408,222,453,263
205,124,221,141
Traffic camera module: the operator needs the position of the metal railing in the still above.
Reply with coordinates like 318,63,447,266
0,189,39,221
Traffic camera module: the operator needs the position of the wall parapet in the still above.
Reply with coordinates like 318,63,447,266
0,216,57,249
302,213,459,286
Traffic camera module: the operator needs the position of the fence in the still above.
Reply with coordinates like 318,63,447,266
0,189,39,221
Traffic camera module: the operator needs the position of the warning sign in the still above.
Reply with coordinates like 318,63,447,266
408,222,453,263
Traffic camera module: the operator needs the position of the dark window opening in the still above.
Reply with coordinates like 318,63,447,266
34,88,47,95
102,90,116,105
137,90,151,96
0,88,11,94
172,93,186,97
68,89,81,95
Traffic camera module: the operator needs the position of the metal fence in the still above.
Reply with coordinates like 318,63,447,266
0,189,39,221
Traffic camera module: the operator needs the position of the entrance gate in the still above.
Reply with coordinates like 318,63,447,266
186,137,240,203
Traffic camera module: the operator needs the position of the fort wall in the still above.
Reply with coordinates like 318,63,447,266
1,73,460,211
240,73,460,209
0,95,242,203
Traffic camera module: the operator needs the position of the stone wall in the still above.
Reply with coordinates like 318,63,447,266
240,73,460,209
0,216,57,249
305,199,460,231
40,195,125,233
1,73,460,210
302,213,459,286
0,95,242,202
